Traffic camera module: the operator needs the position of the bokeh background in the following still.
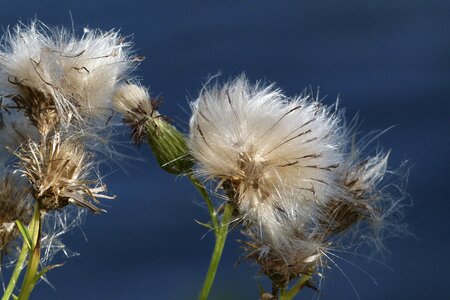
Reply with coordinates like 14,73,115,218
1,0,449,299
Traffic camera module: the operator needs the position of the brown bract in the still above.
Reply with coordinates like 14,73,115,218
16,134,112,213
8,76,60,137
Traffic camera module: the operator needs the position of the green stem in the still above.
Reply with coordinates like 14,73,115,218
279,275,311,300
17,206,42,300
1,238,28,300
189,176,219,232
198,202,234,300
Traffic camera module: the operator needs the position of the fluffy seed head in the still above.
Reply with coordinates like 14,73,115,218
189,76,406,286
15,133,112,213
189,76,344,233
0,21,139,127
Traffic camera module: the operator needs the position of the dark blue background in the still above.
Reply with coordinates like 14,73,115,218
1,1,449,299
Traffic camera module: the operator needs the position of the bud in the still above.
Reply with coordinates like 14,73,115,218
145,115,193,175
113,83,193,174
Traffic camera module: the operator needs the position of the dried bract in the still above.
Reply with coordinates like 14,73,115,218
15,134,112,213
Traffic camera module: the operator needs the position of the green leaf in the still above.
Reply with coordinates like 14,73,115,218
15,220,32,250
194,219,214,231
257,281,266,296
33,263,64,284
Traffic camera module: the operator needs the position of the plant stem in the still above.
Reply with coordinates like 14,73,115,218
279,275,311,300
17,205,42,300
189,176,219,231
1,238,28,300
198,202,234,300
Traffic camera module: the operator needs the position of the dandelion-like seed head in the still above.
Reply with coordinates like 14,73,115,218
189,75,406,288
190,75,344,229
16,133,112,213
0,21,139,129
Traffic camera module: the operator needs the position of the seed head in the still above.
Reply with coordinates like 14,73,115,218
0,20,139,129
15,133,112,213
189,75,344,234
189,76,406,286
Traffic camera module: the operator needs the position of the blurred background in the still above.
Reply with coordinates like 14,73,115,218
1,0,449,299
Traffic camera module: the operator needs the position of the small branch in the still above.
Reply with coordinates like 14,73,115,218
279,275,312,300
198,202,234,300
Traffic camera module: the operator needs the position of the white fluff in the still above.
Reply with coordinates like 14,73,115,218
0,21,136,123
113,83,150,115
189,76,346,256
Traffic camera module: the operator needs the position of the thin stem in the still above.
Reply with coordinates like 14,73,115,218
279,275,311,300
189,176,219,232
198,202,234,300
17,206,42,300
1,239,28,300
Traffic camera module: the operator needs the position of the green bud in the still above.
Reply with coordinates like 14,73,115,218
145,117,194,175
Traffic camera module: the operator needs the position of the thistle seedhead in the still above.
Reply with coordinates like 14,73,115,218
189,75,406,288
15,133,112,213
189,75,344,239
0,20,140,129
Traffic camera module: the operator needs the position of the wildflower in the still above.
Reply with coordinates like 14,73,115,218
0,20,139,131
0,172,33,252
113,83,193,174
15,133,112,213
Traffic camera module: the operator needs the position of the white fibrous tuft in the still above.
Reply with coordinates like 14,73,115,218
113,83,159,144
189,75,406,285
113,83,151,115
39,207,87,265
0,20,138,125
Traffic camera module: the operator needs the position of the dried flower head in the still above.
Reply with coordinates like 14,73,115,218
0,21,140,131
190,75,344,233
15,133,112,213
0,172,33,252
189,76,406,287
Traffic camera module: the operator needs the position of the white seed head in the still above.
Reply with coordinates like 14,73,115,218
189,75,344,234
189,75,406,284
113,83,151,115
0,20,138,124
